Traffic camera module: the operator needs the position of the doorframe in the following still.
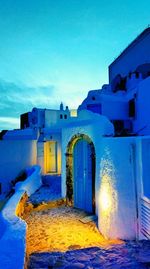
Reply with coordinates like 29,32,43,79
66,133,96,213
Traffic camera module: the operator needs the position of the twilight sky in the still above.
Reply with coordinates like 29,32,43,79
0,0,150,130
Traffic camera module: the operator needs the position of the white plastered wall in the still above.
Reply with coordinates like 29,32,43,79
61,110,114,215
0,140,37,199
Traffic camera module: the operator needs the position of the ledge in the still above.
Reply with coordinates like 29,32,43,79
0,165,42,269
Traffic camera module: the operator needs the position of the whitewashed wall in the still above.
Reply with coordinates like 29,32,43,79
45,109,70,128
133,77,150,135
79,90,129,121
0,140,37,199
61,110,114,204
0,165,42,269
62,123,146,240
97,136,150,240
37,131,62,174
15,165,42,196
136,136,150,240
0,190,27,269
98,137,138,240
101,96,128,120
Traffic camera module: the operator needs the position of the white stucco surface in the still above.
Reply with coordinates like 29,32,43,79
15,165,42,196
98,137,138,240
133,77,150,135
0,140,37,199
61,124,147,240
61,110,114,199
0,190,26,269
3,128,37,140
0,165,42,269
79,90,129,121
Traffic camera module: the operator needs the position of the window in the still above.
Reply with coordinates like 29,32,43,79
135,72,139,78
147,71,150,77
20,112,30,129
129,99,135,118
60,114,63,119
0,183,2,195
113,120,124,133
64,115,67,119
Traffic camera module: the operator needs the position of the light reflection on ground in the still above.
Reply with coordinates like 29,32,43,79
25,206,122,255
25,181,150,269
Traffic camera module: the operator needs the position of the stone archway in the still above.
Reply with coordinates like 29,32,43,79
66,134,96,213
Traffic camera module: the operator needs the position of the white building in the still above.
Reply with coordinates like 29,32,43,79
1,28,150,241
79,27,150,136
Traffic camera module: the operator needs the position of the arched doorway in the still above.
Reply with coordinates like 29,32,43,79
66,134,96,213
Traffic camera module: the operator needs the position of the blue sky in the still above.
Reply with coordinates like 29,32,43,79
0,0,150,130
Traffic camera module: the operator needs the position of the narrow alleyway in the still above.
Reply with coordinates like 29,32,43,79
25,204,150,269
24,176,121,255
25,205,120,255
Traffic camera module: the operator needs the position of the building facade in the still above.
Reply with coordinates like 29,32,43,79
1,28,150,241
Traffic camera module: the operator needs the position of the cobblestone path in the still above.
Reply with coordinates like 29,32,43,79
25,205,150,269
25,182,150,268
28,243,150,269
25,206,120,255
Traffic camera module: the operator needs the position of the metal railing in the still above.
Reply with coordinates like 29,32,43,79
140,197,150,239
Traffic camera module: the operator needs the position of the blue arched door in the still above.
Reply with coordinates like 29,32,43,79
73,139,93,213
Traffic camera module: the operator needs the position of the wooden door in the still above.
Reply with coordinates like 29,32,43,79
73,139,93,213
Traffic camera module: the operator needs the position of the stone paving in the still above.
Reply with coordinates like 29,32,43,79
25,178,150,269
25,206,120,255
28,242,150,269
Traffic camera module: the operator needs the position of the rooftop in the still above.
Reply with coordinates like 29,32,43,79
109,27,150,68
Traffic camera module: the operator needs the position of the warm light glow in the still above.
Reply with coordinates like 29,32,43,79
44,141,61,174
24,206,122,255
70,109,77,117
99,177,112,211
99,148,118,238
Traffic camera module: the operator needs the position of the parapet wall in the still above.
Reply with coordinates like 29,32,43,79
0,165,42,269
15,165,42,196
0,190,27,269
0,140,37,199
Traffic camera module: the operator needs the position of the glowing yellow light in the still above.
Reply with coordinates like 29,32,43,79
44,141,61,174
70,109,77,117
98,152,118,238
100,182,112,211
